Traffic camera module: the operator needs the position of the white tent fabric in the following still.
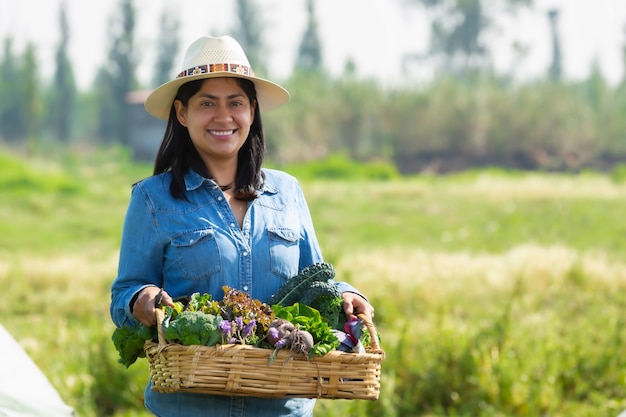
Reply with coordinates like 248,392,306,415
0,324,76,417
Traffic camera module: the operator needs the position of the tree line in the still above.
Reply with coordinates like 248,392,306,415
1,0,625,173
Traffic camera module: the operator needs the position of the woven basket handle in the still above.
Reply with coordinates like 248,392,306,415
357,313,381,351
155,307,167,347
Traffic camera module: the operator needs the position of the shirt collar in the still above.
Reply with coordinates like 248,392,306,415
183,169,279,195
184,169,217,191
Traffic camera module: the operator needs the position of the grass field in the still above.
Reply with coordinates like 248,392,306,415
1,147,626,416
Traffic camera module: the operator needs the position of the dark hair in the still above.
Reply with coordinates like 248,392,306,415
153,78,265,201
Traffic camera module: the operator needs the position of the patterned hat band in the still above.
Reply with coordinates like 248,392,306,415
176,63,255,79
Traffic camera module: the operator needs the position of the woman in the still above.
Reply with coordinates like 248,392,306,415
110,35,375,417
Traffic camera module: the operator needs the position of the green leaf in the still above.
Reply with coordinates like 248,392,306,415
111,323,155,368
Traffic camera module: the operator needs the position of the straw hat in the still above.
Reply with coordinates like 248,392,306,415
145,35,290,120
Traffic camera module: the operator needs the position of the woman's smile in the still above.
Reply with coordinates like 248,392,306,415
209,129,236,137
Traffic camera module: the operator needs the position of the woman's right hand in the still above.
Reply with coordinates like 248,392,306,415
132,286,174,326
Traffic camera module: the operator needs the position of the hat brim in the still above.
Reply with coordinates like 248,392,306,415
144,72,290,120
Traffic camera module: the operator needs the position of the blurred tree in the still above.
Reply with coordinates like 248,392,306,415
96,0,138,144
335,76,382,160
152,5,180,87
407,0,532,77
547,8,562,81
49,1,77,142
233,0,267,75
94,67,116,144
20,44,39,143
0,39,20,141
296,0,323,73
0,39,35,143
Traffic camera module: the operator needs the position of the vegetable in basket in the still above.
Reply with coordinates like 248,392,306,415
268,262,347,330
266,318,314,355
162,286,274,346
111,286,273,367
270,303,339,357
163,310,222,346
111,322,155,368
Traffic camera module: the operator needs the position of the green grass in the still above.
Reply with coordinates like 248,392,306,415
302,173,626,259
1,147,626,417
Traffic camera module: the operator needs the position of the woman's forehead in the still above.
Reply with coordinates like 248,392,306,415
197,78,247,95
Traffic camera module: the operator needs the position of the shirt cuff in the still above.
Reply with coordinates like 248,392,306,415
335,281,368,302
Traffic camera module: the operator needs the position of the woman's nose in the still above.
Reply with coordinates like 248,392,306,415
213,104,233,121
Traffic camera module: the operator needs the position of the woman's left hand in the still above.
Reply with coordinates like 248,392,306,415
341,292,375,321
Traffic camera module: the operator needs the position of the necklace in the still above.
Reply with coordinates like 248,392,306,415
219,183,234,192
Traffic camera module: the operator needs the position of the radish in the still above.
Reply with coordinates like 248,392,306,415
266,318,315,355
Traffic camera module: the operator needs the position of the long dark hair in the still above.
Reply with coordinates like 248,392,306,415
153,78,265,201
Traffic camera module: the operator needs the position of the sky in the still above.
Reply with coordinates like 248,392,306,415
0,0,625,90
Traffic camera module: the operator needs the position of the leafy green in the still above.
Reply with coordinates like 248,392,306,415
272,303,339,356
160,287,275,347
268,262,346,329
268,262,336,307
111,322,155,368
310,292,346,330
186,292,215,313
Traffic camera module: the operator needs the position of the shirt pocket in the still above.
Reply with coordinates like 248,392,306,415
171,228,221,280
268,228,300,279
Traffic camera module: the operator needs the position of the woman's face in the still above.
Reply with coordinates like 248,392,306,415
174,77,255,165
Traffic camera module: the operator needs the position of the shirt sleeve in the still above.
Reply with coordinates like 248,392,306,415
110,183,164,328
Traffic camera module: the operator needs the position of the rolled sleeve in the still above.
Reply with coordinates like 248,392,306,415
110,184,164,328
335,281,368,302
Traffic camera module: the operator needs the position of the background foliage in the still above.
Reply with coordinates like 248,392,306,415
1,0,625,173
1,148,626,416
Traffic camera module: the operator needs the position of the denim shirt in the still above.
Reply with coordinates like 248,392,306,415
110,168,362,417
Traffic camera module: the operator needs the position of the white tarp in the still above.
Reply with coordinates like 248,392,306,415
0,324,76,417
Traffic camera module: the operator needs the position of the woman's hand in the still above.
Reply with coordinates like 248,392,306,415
341,292,375,321
132,286,174,326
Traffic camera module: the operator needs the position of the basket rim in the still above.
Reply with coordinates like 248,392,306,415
144,338,385,361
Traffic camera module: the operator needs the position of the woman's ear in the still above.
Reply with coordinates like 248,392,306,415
173,99,187,127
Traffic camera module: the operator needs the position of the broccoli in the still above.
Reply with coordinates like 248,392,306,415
163,310,223,346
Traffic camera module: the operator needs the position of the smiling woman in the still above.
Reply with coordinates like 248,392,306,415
109,35,375,417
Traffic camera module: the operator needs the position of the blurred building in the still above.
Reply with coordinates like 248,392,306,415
127,90,166,162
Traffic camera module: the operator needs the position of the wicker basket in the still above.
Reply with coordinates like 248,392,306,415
144,308,385,400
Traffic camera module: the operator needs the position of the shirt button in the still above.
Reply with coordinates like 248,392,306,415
242,251,248,257
189,239,195,244
230,223,236,228
243,285,249,291
217,196,223,201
